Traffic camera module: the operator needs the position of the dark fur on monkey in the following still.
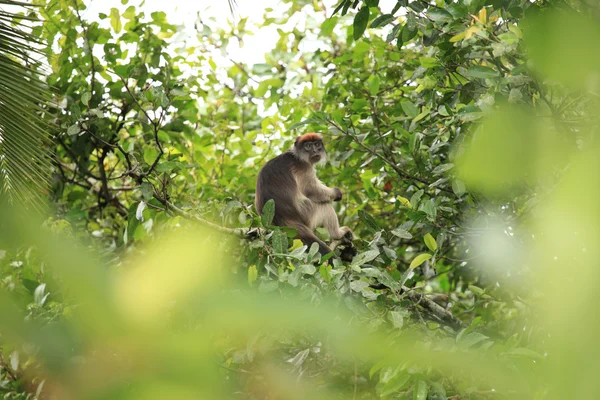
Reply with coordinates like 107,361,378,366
256,133,354,260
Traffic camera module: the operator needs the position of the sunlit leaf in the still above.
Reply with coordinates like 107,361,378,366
410,253,432,268
424,233,437,252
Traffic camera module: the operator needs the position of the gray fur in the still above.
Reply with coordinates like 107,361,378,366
255,139,352,257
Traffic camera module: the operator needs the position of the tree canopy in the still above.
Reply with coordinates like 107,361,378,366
1,0,600,399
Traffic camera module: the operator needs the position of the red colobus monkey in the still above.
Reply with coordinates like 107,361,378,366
255,133,353,259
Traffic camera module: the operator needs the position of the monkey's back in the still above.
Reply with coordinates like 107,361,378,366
255,152,307,226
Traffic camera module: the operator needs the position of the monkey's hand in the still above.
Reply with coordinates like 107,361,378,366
333,187,343,202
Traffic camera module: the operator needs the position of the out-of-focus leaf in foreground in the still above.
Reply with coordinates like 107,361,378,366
0,201,532,399
456,105,565,195
456,8,600,400
525,8,600,91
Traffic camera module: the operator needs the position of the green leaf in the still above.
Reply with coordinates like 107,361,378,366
408,2,425,12
422,199,437,219
467,65,497,79
401,23,418,43
433,163,454,175
413,110,429,123
248,265,258,286
428,8,453,23
413,380,428,400
155,161,178,174
353,6,370,40
391,228,412,239
359,210,379,232
458,332,489,348
344,295,371,317
301,264,316,275
350,280,370,293
383,246,397,260
452,180,466,197
254,78,283,97
258,280,278,293
67,124,81,136
140,182,153,200
380,371,411,397
410,253,432,268
386,23,402,43
308,242,320,259
368,75,381,96
424,233,437,251
332,0,351,16
319,264,332,283
369,360,386,379
389,311,404,329
143,146,158,165
122,5,135,19
261,199,275,226
352,98,368,111
419,57,438,68
468,285,485,296
320,17,338,37
81,91,91,105
110,8,122,33
508,348,544,360
370,13,394,29
271,229,288,254
401,101,418,117
396,196,412,208
350,249,380,270
449,31,465,42
410,189,423,207
34,283,48,306
409,132,421,152
288,245,308,259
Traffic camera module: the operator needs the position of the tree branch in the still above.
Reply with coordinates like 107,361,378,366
369,283,465,330
404,289,465,330
118,76,164,179
152,191,261,238
325,117,453,193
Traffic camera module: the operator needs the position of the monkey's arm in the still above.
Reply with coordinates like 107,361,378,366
303,181,342,203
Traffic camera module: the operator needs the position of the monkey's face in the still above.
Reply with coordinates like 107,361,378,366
298,140,326,166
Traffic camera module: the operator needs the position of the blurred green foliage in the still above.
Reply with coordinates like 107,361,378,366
1,0,600,399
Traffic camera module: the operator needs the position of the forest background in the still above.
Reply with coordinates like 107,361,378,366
1,0,599,399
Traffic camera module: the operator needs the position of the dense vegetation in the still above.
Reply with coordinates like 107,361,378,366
1,0,599,398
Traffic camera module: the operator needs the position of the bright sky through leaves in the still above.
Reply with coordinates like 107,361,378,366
84,0,398,64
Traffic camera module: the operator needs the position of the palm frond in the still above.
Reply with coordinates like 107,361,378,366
228,0,237,14
0,1,52,210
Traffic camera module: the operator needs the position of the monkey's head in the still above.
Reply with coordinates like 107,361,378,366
294,133,327,166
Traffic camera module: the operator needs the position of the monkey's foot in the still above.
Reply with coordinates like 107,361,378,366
339,243,357,262
339,228,353,243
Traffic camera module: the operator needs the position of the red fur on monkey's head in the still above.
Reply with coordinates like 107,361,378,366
295,133,323,145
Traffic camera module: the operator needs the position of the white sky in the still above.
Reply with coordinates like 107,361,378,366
84,0,399,65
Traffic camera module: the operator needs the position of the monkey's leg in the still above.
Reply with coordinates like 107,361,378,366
313,205,356,262
314,204,353,241
289,222,333,256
